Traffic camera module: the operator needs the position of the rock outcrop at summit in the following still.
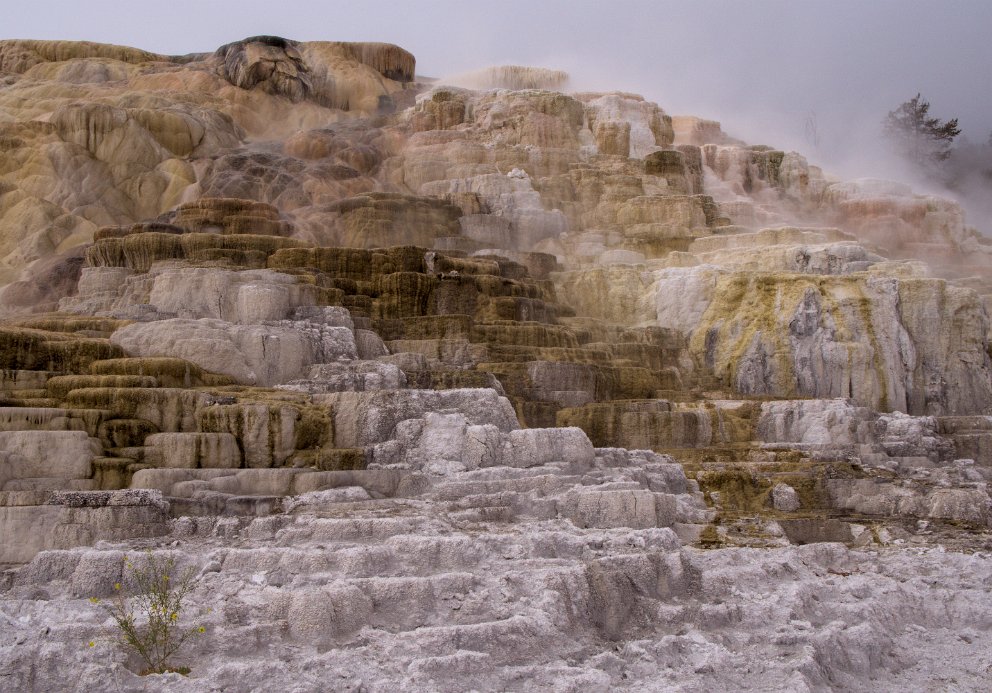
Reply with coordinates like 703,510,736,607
2,34,992,692
0,36,414,287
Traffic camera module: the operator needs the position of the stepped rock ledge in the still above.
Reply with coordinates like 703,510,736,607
1,35,991,691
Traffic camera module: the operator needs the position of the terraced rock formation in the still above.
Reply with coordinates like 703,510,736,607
1,36,992,691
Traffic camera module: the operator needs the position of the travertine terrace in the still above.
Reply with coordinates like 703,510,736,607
1,36,991,691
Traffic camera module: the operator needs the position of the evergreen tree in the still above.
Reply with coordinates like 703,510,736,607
882,94,960,171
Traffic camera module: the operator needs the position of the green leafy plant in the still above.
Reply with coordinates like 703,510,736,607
90,551,205,675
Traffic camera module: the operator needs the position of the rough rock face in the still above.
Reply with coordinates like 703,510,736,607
110,316,358,386
2,35,992,691
215,36,414,109
0,36,414,287
680,271,992,414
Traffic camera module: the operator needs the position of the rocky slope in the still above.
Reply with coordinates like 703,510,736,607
1,36,991,691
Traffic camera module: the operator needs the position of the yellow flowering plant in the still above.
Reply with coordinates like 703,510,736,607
91,551,203,675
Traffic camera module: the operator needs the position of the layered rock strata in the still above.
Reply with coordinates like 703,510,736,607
2,35,992,691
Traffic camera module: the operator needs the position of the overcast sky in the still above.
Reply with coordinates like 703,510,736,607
6,0,992,178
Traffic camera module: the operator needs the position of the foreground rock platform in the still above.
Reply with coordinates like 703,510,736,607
2,35,992,690
4,503,992,691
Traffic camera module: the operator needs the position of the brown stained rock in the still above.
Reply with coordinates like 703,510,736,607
326,193,462,249
45,374,158,400
143,432,242,470
96,417,159,449
0,248,86,315
0,40,164,74
63,387,209,433
215,36,313,102
594,121,631,157
88,357,234,388
168,198,292,236
411,89,469,132
214,37,413,110
0,327,124,372
86,232,308,272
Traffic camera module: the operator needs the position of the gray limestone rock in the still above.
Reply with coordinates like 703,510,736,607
771,483,801,512
111,317,357,386
279,361,406,394
317,388,519,447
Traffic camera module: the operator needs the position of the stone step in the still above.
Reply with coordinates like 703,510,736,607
0,406,109,436
428,473,586,500
448,505,518,523
857,452,894,466
391,613,559,664
18,543,557,588
131,467,405,500
202,532,599,570
281,516,448,544
0,389,48,399
169,495,285,518
936,416,992,434
0,370,55,392
946,432,992,466
895,456,937,470
0,398,61,409
2,477,99,492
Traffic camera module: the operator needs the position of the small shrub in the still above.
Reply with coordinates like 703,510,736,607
90,551,204,675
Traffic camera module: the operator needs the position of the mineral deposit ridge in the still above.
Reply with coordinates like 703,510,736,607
0,36,991,691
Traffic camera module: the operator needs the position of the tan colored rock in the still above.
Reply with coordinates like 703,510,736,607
315,192,462,248
409,88,470,132
215,36,413,110
143,432,242,469
671,116,729,146
197,404,302,468
64,387,208,432
615,195,712,230
580,92,674,157
0,35,418,285
0,40,165,74
0,247,86,315
822,179,972,260
52,101,242,165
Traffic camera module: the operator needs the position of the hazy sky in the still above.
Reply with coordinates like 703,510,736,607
6,1,992,177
